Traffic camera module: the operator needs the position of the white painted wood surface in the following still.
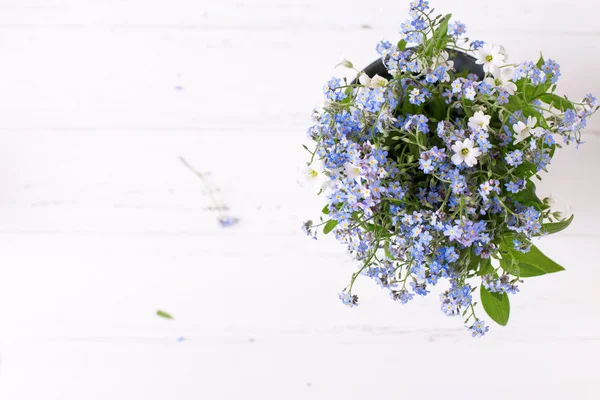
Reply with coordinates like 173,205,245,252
0,1,599,398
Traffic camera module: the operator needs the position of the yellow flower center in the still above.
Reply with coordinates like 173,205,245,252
485,54,493,62
461,148,470,155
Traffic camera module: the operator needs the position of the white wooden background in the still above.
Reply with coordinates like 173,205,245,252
0,1,599,398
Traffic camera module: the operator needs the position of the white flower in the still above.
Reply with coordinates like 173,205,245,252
343,162,362,183
370,75,389,87
413,58,425,74
513,116,545,144
484,66,517,95
358,73,371,87
299,161,332,192
468,111,491,132
358,73,389,97
358,73,388,88
475,44,506,74
300,163,321,181
432,50,455,70
451,139,482,167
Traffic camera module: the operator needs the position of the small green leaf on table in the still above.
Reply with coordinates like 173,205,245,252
157,310,174,320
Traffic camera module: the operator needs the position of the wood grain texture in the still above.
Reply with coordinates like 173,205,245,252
0,1,599,399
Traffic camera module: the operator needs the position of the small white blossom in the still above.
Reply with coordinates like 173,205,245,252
358,73,389,88
299,161,332,192
343,162,363,183
358,73,371,87
484,66,517,95
358,73,389,97
468,111,491,132
513,116,545,144
475,43,506,74
451,139,482,167
432,50,455,71
371,75,389,87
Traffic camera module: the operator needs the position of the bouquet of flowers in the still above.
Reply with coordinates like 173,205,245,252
302,0,597,337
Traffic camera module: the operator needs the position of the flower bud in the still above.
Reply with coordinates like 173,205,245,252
336,57,354,69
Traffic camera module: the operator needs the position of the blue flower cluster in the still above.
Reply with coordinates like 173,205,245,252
483,274,520,294
468,319,490,337
303,2,597,337
514,59,561,85
323,77,347,102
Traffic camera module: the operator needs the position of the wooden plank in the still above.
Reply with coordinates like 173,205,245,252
0,229,597,338
0,29,598,131
0,0,599,35
0,130,597,236
0,338,598,399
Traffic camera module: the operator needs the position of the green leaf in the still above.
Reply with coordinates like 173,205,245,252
478,258,494,276
323,219,338,234
535,53,545,68
429,97,447,121
499,255,519,276
513,161,538,179
430,14,452,54
401,95,419,116
548,142,558,159
524,85,539,103
157,310,174,320
467,253,481,272
538,93,574,112
541,214,574,235
505,93,524,112
511,180,542,208
510,245,565,277
542,214,575,234
480,286,510,326
516,262,550,277
397,39,407,51
321,204,330,215
383,241,394,260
